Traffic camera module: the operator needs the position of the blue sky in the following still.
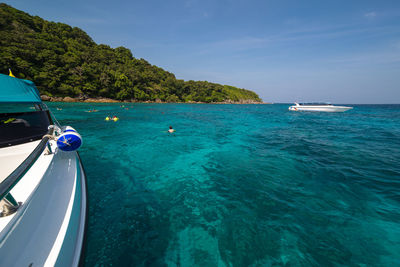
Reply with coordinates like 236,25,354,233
5,0,400,103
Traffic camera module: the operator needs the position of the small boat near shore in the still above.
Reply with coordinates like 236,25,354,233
0,73,87,266
289,102,353,112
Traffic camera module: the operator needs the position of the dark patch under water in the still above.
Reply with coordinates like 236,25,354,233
49,103,400,266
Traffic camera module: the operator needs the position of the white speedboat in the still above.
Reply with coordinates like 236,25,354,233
288,102,353,112
0,73,87,266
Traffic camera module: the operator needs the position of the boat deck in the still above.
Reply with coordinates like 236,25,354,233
0,140,86,266
0,141,41,183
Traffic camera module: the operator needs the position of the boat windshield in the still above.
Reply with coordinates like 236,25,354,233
0,103,47,113
299,102,331,106
0,110,52,148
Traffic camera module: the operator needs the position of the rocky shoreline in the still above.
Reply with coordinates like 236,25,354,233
40,95,267,104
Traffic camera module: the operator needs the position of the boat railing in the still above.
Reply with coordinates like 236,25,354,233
0,128,54,215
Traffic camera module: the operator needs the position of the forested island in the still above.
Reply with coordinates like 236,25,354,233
0,4,262,103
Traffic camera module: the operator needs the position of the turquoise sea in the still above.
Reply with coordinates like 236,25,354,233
48,103,400,266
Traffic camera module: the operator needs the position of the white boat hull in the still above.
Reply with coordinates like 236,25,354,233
0,147,87,266
289,105,353,112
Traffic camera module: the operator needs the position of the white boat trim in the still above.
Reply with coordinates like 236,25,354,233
44,165,77,267
74,156,87,266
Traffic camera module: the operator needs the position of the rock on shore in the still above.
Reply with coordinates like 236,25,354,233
83,98,119,103
215,99,264,104
40,95,264,104
41,95,119,103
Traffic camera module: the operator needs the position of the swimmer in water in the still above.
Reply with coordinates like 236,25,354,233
168,126,175,133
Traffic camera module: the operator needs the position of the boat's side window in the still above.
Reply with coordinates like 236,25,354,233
0,111,52,147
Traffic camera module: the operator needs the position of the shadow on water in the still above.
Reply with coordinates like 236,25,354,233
80,151,174,266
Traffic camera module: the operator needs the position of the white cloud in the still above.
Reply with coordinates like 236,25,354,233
364,12,377,18
66,17,108,25
196,23,397,55
328,50,400,65
185,0,197,8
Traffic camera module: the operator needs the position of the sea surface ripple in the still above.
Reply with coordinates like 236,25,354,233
49,103,400,266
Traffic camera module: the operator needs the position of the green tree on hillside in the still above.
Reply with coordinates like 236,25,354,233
0,3,262,103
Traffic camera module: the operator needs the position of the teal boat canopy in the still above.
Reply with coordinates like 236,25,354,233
0,74,42,103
